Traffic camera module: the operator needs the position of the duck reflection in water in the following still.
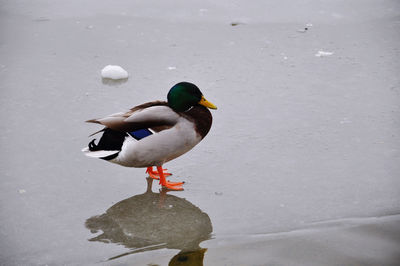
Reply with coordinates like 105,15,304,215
85,178,212,265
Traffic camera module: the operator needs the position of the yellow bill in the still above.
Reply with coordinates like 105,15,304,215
199,95,217,109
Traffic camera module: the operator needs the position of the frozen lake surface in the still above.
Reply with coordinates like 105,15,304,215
1,0,400,265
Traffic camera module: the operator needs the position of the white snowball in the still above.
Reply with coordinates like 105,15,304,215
101,65,129,80
315,51,334,57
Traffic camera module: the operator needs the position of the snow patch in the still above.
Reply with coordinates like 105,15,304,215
101,65,129,80
315,51,334,57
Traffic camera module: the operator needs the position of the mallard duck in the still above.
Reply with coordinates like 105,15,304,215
82,82,217,190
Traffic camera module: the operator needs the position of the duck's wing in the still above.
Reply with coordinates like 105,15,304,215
86,101,180,132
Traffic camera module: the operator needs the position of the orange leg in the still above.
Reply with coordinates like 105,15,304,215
156,166,184,191
146,167,172,180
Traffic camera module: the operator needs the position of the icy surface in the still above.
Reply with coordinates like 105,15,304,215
101,65,129,80
0,0,399,265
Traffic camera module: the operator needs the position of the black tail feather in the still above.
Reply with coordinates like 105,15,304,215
88,139,98,151
88,129,127,152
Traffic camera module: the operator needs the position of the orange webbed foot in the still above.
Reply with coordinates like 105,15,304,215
154,166,185,191
146,167,172,180
162,181,184,191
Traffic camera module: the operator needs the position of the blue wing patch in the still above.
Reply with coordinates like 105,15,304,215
128,128,153,140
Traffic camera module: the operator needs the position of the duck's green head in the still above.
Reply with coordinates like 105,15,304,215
167,82,217,112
